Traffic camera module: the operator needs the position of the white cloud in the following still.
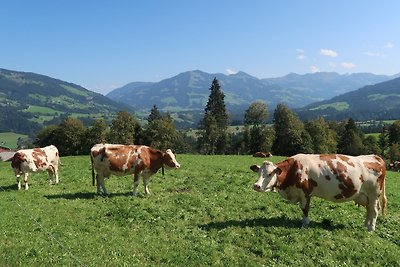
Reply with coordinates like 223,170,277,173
226,69,238,75
320,49,338,57
296,49,306,60
311,66,320,73
364,51,384,57
341,62,356,69
297,54,306,60
385,42,395,48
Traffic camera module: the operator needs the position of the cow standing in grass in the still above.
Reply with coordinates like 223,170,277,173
90,144,180,195
11,145,60,190
251,154,387,231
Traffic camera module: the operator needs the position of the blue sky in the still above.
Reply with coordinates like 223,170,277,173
1,1,399,94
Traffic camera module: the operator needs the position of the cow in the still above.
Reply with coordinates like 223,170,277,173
90,144,181,195
11,145,60,190
250,154,387,231
253,151,273,158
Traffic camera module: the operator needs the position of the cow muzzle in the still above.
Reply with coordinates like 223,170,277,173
253,184,263,192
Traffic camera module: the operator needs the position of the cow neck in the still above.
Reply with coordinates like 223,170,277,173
274,159,294,189
147,148,165,175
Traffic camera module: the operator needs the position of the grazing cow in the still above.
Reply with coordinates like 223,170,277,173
251,154,387,231
11,145,60,190
253,151,273,158
90,144,181,195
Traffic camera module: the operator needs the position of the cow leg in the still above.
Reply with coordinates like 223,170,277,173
366,197,379,232
47,166,56,184
96,174,108,195
143,175,151,195
300,197,311,227
24,173,29,190
16,174,21,190
132,173,140,196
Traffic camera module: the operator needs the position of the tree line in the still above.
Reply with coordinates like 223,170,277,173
33,78,400,161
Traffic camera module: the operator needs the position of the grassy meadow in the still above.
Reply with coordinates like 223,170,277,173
0,154,399,266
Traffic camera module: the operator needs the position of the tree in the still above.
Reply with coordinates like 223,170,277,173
388,120,400,144
388,143,400,162
363,135,380,155
378,125,389,155
272,103,312,156
83,118,108,154
144,113,180,150
337,118,364,155
304,117,337,154
108,111,141,145
198,78,229,154
50,117,87,156
148,105,162,123
244,101,268,126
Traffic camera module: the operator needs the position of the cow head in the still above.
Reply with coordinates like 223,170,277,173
163,149,181,169
250,161,281,192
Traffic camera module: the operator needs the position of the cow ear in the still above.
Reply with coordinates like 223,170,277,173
270,167,282,176
250,165,260,172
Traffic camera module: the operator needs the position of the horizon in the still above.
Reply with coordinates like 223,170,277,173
1,1,399,94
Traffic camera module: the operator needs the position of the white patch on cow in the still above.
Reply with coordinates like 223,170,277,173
166,149,180,169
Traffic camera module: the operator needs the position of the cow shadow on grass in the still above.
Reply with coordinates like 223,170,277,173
0,183,18,191
199,215,345,231
44,191,137,200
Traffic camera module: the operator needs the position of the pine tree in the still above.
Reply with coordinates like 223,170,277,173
198,78,229,154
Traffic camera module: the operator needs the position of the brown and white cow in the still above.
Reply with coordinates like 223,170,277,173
90,144,180,195
251,154,387,231
11,145,60,190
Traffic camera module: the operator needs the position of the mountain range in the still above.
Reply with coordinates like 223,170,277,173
1,67,400,135
296,76,400,121
107,70,398,113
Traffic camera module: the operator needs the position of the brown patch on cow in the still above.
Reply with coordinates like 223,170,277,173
320,154,356,199
105,146,137,173
275,158,317,197
11,152,26,170
32,148,47,169
359,174,364,182
338,155,355,167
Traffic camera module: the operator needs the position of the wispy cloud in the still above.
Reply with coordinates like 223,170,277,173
296,49,306,60
320,49,338,57
385,42,395,48
226,69,238,75
364,51,385,57
311,66,320,73
341,62,356,69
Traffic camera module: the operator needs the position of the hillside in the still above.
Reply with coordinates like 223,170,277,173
296,76,400,121
107,70,395,114
0,68,132,135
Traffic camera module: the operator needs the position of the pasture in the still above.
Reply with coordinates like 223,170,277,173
0,154,399,266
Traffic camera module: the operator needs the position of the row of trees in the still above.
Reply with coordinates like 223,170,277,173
33,78,400,161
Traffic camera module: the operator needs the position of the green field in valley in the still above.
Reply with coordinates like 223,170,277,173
0,154,399,266
0,132,28,149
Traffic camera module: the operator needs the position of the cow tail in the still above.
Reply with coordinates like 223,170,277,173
91,155,95,186
380,178,387,219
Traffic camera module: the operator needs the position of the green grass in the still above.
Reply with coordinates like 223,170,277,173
0,132,28,149
0,154,399,266
310,102,350,111
24,105,61,115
